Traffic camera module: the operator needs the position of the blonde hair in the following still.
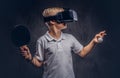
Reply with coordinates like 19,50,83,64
42,7,64,17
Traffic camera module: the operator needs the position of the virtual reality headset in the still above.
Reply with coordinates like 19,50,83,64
43,9,78,23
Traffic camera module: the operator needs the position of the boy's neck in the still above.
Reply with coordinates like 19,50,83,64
48,30,61,40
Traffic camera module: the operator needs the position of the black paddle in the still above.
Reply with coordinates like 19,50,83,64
11,25,30,47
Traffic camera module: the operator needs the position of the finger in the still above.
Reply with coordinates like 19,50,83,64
101,32,107,37
96,34,102,38
21,50,28,53
21,52,27,55
21,51,26,53
99,30,106,35
22,54,27,57
102,33,107,36
21,51,30,56
21,48,29,52
99,31,107,37
22,54,28,57
25,56,29,59
20,45,29,51
20,47,24,51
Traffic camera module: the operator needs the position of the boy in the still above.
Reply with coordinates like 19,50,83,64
20,7,106,78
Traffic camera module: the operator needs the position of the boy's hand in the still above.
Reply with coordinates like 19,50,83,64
93,30,107,43
20,45,32,60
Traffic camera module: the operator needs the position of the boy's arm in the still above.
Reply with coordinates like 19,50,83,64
31,57,43,67
20,45,43,67
79,30,106,58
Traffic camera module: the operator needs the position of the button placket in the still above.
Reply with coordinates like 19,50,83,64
57,41,63,51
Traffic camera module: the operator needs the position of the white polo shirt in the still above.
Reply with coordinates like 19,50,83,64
35,31,83,78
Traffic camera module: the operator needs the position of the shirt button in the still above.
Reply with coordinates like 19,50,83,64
57,42,62,51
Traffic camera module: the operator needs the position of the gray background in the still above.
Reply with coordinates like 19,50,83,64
0,0,119,78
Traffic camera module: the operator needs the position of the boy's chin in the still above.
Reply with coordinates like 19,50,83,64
61,26,67,32
63,26,67,29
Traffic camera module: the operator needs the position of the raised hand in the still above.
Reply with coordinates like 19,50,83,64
93,30,107,43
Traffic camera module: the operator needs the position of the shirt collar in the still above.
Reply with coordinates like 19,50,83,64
45,31,66,42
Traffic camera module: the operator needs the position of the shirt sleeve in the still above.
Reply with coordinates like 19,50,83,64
34,40,44,61
71,35,83,54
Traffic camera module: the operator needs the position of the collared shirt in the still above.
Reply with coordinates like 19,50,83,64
35,31,83,78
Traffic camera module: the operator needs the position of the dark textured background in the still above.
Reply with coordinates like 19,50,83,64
0,0,119,78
